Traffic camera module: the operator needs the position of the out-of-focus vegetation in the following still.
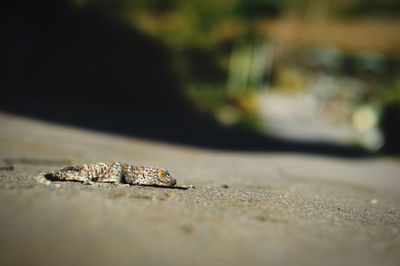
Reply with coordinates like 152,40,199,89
70,0,400,151
72,0,279,130
339,0,400,18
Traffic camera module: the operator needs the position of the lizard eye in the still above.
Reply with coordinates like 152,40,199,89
157,170,166,178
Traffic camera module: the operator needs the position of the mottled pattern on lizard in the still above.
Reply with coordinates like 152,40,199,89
47,162,176,186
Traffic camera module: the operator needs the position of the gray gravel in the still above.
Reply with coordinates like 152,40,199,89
0,112,399,266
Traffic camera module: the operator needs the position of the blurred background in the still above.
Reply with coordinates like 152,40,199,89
1,0,400,156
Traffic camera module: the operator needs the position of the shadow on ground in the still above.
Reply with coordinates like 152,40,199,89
1,100,373,159
0,0,372,158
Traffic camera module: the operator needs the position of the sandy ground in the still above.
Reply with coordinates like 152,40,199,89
0,112,399,266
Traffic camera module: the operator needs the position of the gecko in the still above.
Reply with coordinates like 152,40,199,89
44,162,177,187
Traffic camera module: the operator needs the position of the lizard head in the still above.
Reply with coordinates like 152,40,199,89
126,166,176,187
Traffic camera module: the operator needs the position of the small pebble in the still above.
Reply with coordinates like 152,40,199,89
181,223,194,234
369,199,379,205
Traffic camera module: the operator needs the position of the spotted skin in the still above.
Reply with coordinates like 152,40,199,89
48,162,176,187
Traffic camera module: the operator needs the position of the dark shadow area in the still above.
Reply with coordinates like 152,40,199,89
43,173,62,182
1,100,373,159
0,0,191,114
0,1,373,159
380,102,400,155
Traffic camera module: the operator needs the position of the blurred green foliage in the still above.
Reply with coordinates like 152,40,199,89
382,79,400,104
235,0,283,18
187,84,228,112
69,0,400,133
339,0,400,18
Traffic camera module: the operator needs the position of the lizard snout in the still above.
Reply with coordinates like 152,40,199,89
169,177,177,186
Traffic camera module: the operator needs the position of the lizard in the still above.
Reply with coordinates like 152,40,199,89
43,162,177,187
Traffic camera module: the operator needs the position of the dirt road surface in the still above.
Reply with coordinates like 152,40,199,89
0,112,399,266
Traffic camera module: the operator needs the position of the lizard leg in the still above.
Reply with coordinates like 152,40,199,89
95,178,119,184
62,173,94,185
84,162,123,184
